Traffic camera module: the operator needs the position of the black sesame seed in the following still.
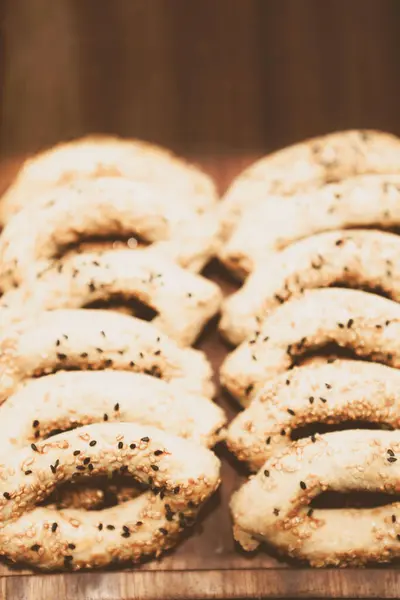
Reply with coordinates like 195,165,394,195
3,492,10,500
101,331,106,337
129,361,135,367
123,525,130,534
56,339,60,347
286,379,290,386
106,525,115,530
83,457,90,465
25,470,32,475
117,442,123,450
130,443,136,450
88,463,94,471
80,352,88,358
104,359,113,367
347,319,354,328
264,470,270,477
287,409,295,416
89,440,97,447
307,508,314,517
31,544,40,552
388,449,395,456
32,420,39,428
136,521,143,526
121,531,130,538
34,430,40,439
31,443,38,452
245,384,254,396
76,465,85,471
68,543,76,550
263,336,269,342
57,353,67,361
151,465,159,471
50,465,56,474
154,350,161,356
325,383,332,389
388,456,397,463
280,429,286,436
96,347,103,354
392,515,397,523
300,481,307,490
397,534,400,541
309,397,314,404
273,508,280,516
320,397,327,403
335,239,343,246
51,522,58,532
311,435,316,443
73,450,80,456
154,450,163,456
337,323,344,329
141,436,150,443
174,486,180,494
159,528,168,535
103,413,108,421
114,403,120,411
266,436,271,445
64,555,73,564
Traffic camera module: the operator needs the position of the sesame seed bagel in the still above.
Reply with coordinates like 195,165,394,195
0,309,214,403
221,288,400,405
0,176,220,290
0,248,222,346
0,422,221,570
226,359,400,471
220,173,400,279
0,135,217,226
0,370,226,453
231,429,400,567
220,130,400,242
220,229,400,345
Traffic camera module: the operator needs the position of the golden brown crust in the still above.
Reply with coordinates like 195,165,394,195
221,288,400,405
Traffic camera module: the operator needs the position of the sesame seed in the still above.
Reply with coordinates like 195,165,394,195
285,379,290,386
83,457,90,465
25,470,32,475
320,397,327,403
311,435,316,443
123,525,130,534
309,397,314,404
173,486,180,494
392,515,397,523
101,331,106,337
273,508,280,516
264,470,270,477
388,449,395,456
80,352,88,358
136,521,143,526
56,340,60,347
129,361,135,367
76,465,85,471
325,383,332,389
141,436,150,443
347,319,354,328
130,444,136,450
31,544,40,552
106,525,115,530
300,481,307,490
68,543,76,550
89,440,97,447
88,464,94,471
388,457,397,463
266,436,271,445
31,443,38,452
32,420,39,428
57,353,67,361
96,348,103,354
280,429,286,436
104,359,113,367
114,403,120,411
154,450,163,456
103,414,108,421
121,531,130,538
3,492,10,500
159,528,168,535
151,465,159,471
51,523,58,532
307,509,314,517
118,442,123,449
98,523,103,530
73,450,80,456
287,409,295,416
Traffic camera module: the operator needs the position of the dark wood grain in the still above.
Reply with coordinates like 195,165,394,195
2,0,400,158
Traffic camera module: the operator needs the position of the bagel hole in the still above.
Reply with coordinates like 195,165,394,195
42,475,144,511
310,490,400,510
84,294,157,321
54,233,149,259
291,420,393,441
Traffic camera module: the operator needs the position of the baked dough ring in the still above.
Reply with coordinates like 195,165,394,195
0,370,226,453
0,422,221,570
220,229,400,345
0,308,214,403
0,176,220,290
0,135,217,225
231,429,400,567
0,248,222,346
226,359,400,470
221,288,400,405
221,130,400,239
220,173,400,278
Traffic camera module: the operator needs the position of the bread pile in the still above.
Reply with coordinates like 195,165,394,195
219,130,400,567
0,137,225,570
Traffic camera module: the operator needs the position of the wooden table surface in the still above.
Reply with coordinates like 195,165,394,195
0,154,399,599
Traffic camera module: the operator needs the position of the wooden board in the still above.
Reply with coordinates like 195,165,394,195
0,155,399,599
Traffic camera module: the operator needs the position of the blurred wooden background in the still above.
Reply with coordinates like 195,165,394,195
1,0,400,158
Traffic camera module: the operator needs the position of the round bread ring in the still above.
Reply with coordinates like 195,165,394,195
0,135,217,225
220,130,400,239
0,308,214,403
226,359,400,471
0,248,222,346
220,288,400,405
0,176,220,291
0,370,226,453
219,173,400,279
220,229,400,345
0,422,221,570
231,429,400,567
